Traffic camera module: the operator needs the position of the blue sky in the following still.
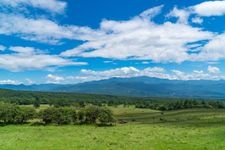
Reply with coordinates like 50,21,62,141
0,0,225,84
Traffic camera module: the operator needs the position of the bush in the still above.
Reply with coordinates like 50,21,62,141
39,107,77,125
15,107,36,124
77,109,86,124
83,105,115,126
0,102,36,124
84,106,100,124
96,107,115,126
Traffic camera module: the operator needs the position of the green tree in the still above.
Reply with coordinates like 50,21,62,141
15,107,36,124
96,107,115,126
33,97,40,108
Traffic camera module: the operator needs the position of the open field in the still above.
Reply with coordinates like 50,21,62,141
1,107,225,150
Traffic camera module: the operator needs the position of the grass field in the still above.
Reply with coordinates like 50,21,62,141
1,106,225,150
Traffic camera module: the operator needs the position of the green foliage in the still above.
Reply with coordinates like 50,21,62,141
0,102,36,124
1,89,225,112
84,106,115,126
33,96,40,108
39,105,115,126
96,107,115,126
39,107,77,125
15,107,36,124
135,100,225,111
84,106,100,124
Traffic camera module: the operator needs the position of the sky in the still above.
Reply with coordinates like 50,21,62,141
0,0,225,84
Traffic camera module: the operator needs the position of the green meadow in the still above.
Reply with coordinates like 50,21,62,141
1,106,225,150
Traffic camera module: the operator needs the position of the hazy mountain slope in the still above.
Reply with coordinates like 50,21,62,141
0,77,225,98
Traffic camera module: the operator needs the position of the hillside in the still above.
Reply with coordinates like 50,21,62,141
1,77,225,98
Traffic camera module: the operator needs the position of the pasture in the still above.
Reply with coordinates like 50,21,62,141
1,106,225,150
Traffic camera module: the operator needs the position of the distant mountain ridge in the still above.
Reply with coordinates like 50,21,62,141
1,76,225,98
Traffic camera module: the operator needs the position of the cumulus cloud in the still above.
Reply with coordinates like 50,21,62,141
1,1,225,74
79,67,171,81
81,67,140,78
59,67,169,83
61,6,214,63
52,66,225,84
0,46,87,71
0,79,21,85
191,17,203,24
191,34,225,61
0,13,102,44
171,70,209,80
208,66,220,74
46,74,64,83
168,0,225,27
0,0,67,14
80,67,224,81
192,0,225,17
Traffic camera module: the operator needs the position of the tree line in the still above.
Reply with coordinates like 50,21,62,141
0,102,115,126
135,100,225,111
1,89,225,111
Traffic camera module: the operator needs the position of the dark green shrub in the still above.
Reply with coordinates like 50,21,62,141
39,107,77,125
96,107,115,126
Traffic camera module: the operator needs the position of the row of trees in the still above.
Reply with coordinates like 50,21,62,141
135,100,225,111
0,102,115,126
40,106,115,126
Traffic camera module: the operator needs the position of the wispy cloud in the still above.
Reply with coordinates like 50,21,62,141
0,46,87,71
0,0,67,14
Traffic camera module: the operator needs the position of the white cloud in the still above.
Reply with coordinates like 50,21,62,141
80,67,168,81
192,0,225,17
9,46,36,54
43,66,225,84
0,79,21,85
61,6,214,63
191,34,225,61
60,66,225,83
0,0,67,14
0,13,72,43
81,67,140,78
0,46,87,71
168,1,225,26
0,13,100,44
46,74,64,83
167,7,190,24
171,70,209,80
191,17,203,24
208,66,220,74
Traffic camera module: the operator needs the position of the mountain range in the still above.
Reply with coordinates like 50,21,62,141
1,77,225,99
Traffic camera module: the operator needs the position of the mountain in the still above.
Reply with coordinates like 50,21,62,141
1,77,225,98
